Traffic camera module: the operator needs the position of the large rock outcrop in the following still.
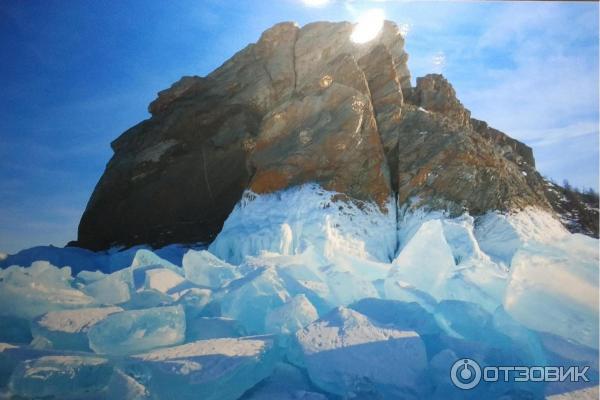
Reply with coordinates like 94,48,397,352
397,74,550,214
77,20,594,250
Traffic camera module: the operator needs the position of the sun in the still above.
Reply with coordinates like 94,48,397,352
350,9,385,44
302,0,329,7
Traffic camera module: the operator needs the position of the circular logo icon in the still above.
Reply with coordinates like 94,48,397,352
450,358,482,390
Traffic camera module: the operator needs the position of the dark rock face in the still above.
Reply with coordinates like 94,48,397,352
77,20,596,250
79,83,261,249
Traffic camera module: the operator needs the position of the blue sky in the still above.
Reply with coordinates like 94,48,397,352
0,1,598,253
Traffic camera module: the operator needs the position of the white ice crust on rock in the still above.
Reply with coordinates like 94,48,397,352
209,184,397,264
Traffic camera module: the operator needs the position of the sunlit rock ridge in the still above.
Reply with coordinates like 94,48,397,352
77,20,598,250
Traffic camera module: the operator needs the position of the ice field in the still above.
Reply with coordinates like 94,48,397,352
0,185,598,399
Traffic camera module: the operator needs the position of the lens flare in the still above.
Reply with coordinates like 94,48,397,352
350,9,385,44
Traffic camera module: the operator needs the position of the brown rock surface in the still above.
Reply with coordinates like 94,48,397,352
358,45,404,192
394,104,549,215
78,21,407,250
76,20,594,250
404,74,471,128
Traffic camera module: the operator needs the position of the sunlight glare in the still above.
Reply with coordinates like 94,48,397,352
350,9,385,44
302,0,329,7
